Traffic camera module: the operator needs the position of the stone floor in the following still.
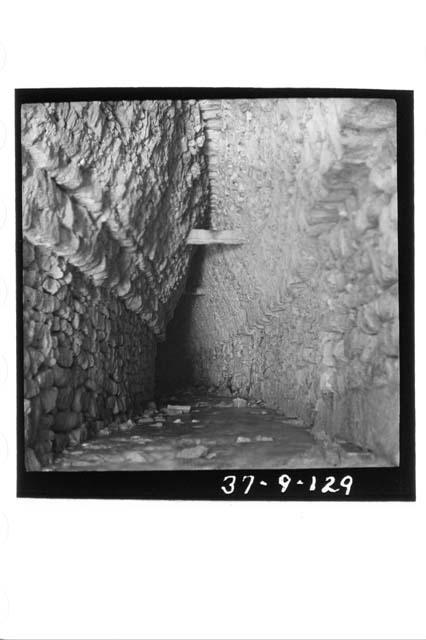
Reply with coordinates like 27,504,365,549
49,392,390,471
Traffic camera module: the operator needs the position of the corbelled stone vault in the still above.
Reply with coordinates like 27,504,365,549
21,98,399,468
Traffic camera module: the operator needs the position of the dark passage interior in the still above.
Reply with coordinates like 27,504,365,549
21,98,399,470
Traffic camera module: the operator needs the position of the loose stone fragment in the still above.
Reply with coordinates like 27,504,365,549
283,417,304,427
236,436,251,443
233,398,248,408
176,445,208,459
167,404,191,414
123,451,147,463
118,419,134,432
180,438,201,447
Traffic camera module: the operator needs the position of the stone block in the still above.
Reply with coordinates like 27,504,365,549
53,364,72,387
358,304,381,335
39,415,55,431
33,324,53,359
29,347,45,375
72,386,85,413
40,386,58,413
360,334,378,363
53,411,80,433
321,340,335,367
72,365,87,387
57,346,74,368
23,349,31,375
42,277,60,295
40,293,55,314
77,351,89,370
68,427,83,446
24,377,39,399
322,312,347,333
23,269,39,287
23,286,42,310
25,447,41,471
30,396,42,433
380,320,399,357
23,242,35,268
57,386,74,411
85,377,97,391
52,432,69,452
52,316,61,332
176,445,208,459
87,396,98,418
333,339,347,362
36,369,54,389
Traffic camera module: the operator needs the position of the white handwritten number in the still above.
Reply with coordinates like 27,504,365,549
242,475,255,495
221,475,236,495
340,475,353,496
309,475,316,491
321,476,339,493
278,474,291,493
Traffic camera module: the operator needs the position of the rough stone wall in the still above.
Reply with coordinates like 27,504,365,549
160,98,399,463
23,239,156,467
22,100,209,337
21,100,210,467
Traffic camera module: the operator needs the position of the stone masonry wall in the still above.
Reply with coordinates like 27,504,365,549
22,100,209,337
23,239,156,468
159,98,399,463
22,100,210,468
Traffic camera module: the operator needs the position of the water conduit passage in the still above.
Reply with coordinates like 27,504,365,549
21,97,399,471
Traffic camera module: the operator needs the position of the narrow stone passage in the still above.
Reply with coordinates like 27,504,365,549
50,389,388,471
21,97,399,471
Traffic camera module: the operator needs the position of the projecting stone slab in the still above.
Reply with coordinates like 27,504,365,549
186,229,244,245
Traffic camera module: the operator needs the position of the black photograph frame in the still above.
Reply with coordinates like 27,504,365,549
15,87,415,501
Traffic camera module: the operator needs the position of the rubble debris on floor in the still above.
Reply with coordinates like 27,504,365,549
47,391,391,472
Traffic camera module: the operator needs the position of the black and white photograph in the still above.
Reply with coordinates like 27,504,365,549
1,3,424,640
16,89,414,498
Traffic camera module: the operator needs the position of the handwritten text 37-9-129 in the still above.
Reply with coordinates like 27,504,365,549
221,474,354,496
